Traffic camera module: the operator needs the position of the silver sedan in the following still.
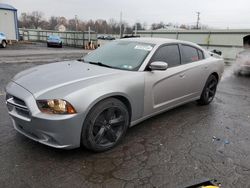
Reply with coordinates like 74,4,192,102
5,38,224,151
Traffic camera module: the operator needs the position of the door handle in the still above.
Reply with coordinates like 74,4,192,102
179,74,185,78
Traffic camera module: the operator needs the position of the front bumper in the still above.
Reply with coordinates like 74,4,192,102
47,41,62,46
5,81,83,149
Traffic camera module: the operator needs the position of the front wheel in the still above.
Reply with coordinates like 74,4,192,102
197,75,218,105
81,98,129,152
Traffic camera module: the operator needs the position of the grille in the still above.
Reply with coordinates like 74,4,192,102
6,94,30,118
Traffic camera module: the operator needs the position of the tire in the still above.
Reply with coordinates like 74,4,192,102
47,43,50,47
197,75,218,105
59,43,62,48
1,40,7,48
81,98,129,152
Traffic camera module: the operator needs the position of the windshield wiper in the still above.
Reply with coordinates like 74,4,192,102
87,61,113,68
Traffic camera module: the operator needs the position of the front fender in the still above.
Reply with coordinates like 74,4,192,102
36,72,145,126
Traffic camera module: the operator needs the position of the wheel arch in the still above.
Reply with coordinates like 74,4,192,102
112,95,132,122
80,93,133,149
84,93,133,124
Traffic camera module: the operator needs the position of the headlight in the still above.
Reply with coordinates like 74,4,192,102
37,99,76,114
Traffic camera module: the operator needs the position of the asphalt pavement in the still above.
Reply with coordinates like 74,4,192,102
0,42,88,64
0,49,250,187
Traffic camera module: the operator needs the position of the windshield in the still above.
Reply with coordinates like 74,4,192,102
83,41,154,71
48,35,60,40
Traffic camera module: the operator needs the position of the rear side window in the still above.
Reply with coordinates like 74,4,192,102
150,45,181,68
198,49,204,60
181,45,199,64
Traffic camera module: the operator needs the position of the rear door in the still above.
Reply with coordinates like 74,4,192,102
179,44,207,98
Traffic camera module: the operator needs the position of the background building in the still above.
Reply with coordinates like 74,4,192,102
0,3,18,41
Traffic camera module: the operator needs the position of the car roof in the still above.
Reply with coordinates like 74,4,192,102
119,37,202,49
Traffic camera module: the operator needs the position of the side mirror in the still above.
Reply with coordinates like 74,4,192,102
149,61,168,71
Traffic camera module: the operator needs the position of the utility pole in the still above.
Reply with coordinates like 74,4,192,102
88,26,91,43
119,11,123,38
135,23,138,36
75,15,78,31
196,12,200,29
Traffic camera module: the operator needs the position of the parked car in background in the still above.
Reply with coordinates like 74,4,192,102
122,35,140,38
104,35,115,40
0,32,7,48
98,35,115,40
5,38,224,152
97,35,105,40
47,35,62,48
234,49,250,75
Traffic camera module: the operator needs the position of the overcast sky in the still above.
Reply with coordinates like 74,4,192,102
1,0,250,29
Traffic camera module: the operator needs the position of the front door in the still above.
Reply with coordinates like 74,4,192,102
143,44,188,116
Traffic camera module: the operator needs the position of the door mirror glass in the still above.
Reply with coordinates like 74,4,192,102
149,61,168,71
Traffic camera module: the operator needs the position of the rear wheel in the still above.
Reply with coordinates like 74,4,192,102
197,75,218,105
1,40,7,48
81,98,129,152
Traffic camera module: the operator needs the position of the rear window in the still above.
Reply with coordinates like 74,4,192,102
181,45,199,63
198,49,204,60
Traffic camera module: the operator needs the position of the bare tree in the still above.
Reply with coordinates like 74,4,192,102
68,19,77,31
19,13,29,28
48,16,59,30
29,11,44,29
151,22,165,30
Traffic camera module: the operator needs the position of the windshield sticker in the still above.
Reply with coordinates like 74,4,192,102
134,45,153,51
122,65,133,69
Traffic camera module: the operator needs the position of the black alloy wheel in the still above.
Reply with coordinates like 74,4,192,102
82,98,129,152
198,75,218,105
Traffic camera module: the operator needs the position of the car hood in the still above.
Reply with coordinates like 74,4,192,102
12,60,123,97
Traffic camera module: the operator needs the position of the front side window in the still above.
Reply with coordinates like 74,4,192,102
83,41,154,71
181,45,200,64
150,44,181,68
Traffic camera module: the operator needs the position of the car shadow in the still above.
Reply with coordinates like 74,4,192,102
15,101,209,155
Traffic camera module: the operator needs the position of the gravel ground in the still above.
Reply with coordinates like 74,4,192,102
0,52,250,187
